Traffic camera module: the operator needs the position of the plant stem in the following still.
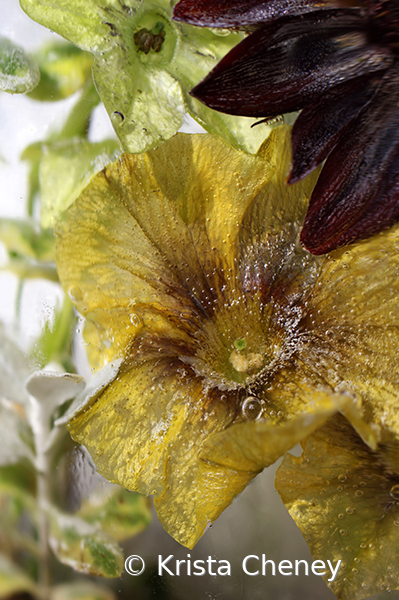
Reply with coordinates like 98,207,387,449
32,402,53,600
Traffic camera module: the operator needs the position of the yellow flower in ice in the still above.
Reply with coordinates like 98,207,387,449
276,415,399,599
55,125,399,547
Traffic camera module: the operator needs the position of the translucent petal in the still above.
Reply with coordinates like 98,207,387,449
21,0,269,153
55,133,272,367
300,220,399,438
276,415,399,599
201,389,362,472
68,359,245,547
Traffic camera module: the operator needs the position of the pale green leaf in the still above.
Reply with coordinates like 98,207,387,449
51,581,116,600
29,41,93,101
40,138,120,228
48,507,124,577
0,462,36,506
0,400,34,466
0,329,31,407
0,37,39,94
20,0,271,153
0,218,55,261
77,487,152,541
0,554,37,599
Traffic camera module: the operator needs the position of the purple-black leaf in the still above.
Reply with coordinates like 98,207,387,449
289,75,380,183
301,68,399,254
173,0,328,27
191,9,391,117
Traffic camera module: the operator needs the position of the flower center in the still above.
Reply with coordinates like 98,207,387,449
134,21,166,54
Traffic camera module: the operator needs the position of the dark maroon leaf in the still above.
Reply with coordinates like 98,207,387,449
191,9,392,117
173,0,328,27
300,67,399,254
288,75,380,183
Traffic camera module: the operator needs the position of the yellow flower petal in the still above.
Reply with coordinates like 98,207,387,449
299,230,399,439
201,388,367,472
56,132,272,368
56,125,397,547
68,358,251,547
276,415,399,599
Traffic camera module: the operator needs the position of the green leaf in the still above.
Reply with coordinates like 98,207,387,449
2,257,59,282
20,0,272,153
0,400,34,466
21,142,43,216
78,487,152,541
0,218,55,261
48,508,124,577
0,554,37,598
0,328,31,407
51,581,116,600
31,296,76,371
0,37,39,94
0,331,35,467
28,41,93,102
0,462,36,504
40,138,120,228
0,464,38,555
21,80,102,217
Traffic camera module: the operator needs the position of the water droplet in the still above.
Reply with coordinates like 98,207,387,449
130,313,142,327
68,286,83,302
333,494,340,501
390,483,399,500
394,520,399,527
111,111,125,125
337,486,343,492
346,507,354,514
361,583,368,589
359,481,367,487
338,513,344,519
242,396,262,421
338,474,347,482
355,490,363,497
352,568,358,574
339,529,347,536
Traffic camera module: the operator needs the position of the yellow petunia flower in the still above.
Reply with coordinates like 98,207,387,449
55,125,399,547
276,415,399,599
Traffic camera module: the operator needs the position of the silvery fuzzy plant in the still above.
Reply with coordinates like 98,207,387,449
0,328,151,600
